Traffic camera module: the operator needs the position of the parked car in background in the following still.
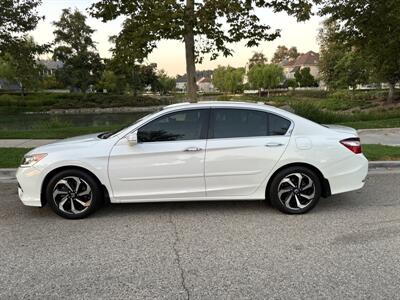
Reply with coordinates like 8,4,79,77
17,102,368,219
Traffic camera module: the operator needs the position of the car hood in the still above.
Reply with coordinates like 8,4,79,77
323,124,358,136
49,133,102,146
28,133,104,154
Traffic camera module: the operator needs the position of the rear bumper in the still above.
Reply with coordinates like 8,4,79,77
16,167,43,207
327,154,369,195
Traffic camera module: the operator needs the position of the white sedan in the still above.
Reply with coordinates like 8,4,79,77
17,102,368,219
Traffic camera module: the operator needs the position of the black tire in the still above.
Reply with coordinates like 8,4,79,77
268,166,321,214
46,169,103,219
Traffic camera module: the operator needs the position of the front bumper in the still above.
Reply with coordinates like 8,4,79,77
16,167,43,207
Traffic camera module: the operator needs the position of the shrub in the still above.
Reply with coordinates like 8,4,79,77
290,102,350,124
0,93,174,111
291,90,329,98
34,117,72,129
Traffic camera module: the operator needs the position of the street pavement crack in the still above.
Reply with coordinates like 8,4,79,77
169,213,190,300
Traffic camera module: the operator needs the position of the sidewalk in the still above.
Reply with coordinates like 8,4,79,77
358,128,400,146
0,128,399,148
0,139,57,148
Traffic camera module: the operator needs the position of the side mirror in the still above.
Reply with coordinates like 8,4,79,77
126,132,138,146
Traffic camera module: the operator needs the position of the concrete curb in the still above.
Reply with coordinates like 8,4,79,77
1,162,400,180
368,161,400,169
357,128,400,133
0,168,18,181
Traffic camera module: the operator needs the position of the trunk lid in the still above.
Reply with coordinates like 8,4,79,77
323,124,358,137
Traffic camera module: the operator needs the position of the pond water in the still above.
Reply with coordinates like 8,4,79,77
0,112,149,131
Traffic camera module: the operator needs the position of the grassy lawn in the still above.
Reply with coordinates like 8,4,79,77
0,144,399,168
362,144,400,161
0,126,119,139
0,148,31,168
341,118,400,129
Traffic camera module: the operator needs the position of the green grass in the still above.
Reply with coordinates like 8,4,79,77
363,144,400,161
341,118,400,129
0,125,119,139
0,148,31,168
0,93,175,112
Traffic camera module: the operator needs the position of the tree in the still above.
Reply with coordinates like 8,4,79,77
91,0,315,101
334,51,369,92
294,67,317,87
271,45,300,64
0,36,44,95
248,52,268,69
213,66,245,94
318,20,345,90
287,79,298,90
41,74,65,90
97,70,119,93
107,24,160,95
248,64,284,97
319,0,400,102
53,9,103,93
288,47,300,60
0,0,43,51
153,71,176,95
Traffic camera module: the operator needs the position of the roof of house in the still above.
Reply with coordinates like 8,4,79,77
197,77,212,84
281,58,295,67
176,70,213,82
0,79,21,91
290,66,301,73
38,60,64,70
294,51,319,66
281,51,319,68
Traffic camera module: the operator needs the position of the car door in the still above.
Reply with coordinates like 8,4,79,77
205,108,292,197
108,109,210,202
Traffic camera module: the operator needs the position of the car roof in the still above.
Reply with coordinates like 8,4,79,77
164,101,276,111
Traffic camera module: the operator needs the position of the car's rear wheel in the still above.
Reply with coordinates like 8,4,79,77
269,166,321,214
46,169,103,219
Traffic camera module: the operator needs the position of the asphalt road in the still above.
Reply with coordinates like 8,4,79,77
1,171,400,299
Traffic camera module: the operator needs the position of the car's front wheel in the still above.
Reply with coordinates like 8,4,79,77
269,166,321,214
46,169,103,219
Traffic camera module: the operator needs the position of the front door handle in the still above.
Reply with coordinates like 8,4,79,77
265,143,284,148
184,147,203,152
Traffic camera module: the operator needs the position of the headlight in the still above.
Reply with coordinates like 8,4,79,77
20,153,47,167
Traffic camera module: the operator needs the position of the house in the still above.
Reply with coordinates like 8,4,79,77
196,76,214,93
0,79,21,92
176,76,187,92
176,70,214,92
281,51,320,80
38,60,64,76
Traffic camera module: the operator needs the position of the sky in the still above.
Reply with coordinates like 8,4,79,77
32,0,324,76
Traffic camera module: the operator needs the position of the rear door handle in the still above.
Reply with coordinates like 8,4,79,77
184,147,203,152
265,143,284,148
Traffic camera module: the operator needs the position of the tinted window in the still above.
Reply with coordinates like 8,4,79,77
138,109,208,142
210,109,268,138
269,114,291,136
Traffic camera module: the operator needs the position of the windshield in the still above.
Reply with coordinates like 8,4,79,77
98,112,157,139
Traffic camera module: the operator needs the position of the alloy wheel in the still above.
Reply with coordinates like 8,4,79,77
277,173,316,211
52,176,92,215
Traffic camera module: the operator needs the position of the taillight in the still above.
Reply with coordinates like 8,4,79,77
340,138,362,154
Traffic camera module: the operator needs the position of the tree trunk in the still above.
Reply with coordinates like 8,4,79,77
184,0,197,102
388,82,395,103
